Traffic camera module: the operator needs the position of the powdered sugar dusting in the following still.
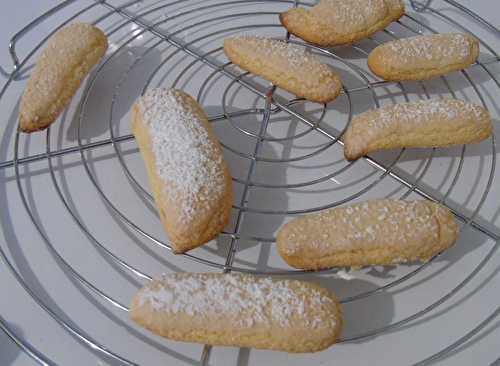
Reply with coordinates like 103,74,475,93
385,33,474,62
282,200,445,256
137,273,338,329
137,89,226,222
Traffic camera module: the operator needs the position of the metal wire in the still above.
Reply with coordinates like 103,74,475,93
99,1,498,234
0,314,53,366
414,300,500,366
87,0,500,355
0,0,499,365
13,130,138,365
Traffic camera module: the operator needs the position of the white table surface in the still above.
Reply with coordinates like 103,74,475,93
0,1,499,365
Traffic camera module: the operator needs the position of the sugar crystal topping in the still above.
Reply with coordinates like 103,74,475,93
385,33,473,62
314,0,387,30
137,89,225,221
229,35,328,71
282,200,447,255
369,98,485,130
21,23,107,120
137,273,337,329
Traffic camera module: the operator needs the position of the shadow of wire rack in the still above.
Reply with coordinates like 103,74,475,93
0,0,499,365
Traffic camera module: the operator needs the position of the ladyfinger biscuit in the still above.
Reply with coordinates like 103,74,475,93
130,273,342,352
223,36,342,103
343,98,492,160
131,88,233,253
277,200,459,270
280,0,405,46
19,23,108,132
368,33,479,81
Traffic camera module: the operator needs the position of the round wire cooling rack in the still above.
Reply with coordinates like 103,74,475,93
0,0,500,365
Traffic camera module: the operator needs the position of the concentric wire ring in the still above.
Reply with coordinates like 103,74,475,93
0,0,499,365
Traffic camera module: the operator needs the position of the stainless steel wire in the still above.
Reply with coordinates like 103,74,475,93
1,0,499,365
0,314,53,366
101,0,498,233
73,0,500,357
95,0,500,354
13,130,138,366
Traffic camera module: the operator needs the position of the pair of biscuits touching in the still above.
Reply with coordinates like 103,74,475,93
18,0,490,354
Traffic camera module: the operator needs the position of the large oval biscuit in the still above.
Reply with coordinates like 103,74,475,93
19,23,108,132
224,36,342,103
130,273,342,353
277,200,459,270
368,33,479,80
280,0,405,46
131,89,233,253
343,98,492,160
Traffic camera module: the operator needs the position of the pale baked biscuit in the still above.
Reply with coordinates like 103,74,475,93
343,98,492,160
223,36,342,103
368,33,479,80
280,0,405,46
131,89,233,253
130,273,342,352
277,200,459,270
19,23,108,132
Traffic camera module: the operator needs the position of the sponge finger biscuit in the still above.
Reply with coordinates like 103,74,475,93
343,98,492,160
277,200,459,270
224,36,342,103
130,273,342,353
280,0,405,46
368,33,479,81
131,89,233,253
19,23,108,132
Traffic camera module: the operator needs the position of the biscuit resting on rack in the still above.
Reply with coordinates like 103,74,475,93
343,98,492,160
130,273,343,352
280,0,405,46
224,36,342,103
368,33,479,81
277,199,459,270
131,88,233,253
19,23,108,132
